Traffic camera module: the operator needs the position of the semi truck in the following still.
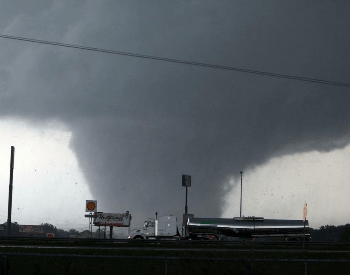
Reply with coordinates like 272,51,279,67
187,216,311,241
128,213,310,241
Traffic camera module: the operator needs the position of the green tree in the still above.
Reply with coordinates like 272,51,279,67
340,224,350,242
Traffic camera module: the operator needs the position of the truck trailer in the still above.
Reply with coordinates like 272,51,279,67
187,216,310,241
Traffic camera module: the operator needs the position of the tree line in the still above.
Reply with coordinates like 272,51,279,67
0,222,111,238
310,224,350,242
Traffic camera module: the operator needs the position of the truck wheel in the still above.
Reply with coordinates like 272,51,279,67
133,236,144,240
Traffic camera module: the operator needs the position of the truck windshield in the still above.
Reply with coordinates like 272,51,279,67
143,221,155,228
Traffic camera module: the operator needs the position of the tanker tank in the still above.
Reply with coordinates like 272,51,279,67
187,216,310,240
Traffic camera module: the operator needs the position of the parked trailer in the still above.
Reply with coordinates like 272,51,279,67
187,216,310,241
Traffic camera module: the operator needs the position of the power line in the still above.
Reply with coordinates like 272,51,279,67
0,33,350,88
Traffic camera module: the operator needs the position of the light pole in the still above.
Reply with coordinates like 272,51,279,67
7,146,15,237
182,175,191,237
240,171,243,218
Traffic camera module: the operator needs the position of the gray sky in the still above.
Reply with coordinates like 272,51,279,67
0,1,350,230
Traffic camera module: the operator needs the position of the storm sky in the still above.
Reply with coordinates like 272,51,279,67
0,1,350,230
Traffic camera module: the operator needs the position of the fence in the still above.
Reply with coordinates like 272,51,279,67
1,253,350,275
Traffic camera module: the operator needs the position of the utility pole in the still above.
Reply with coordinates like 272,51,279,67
7,146,15,237
240,171,243,218
182,175,191,237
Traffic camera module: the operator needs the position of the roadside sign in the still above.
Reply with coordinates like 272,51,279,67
19,225,44,233
182,175,191,187
93,211,131,227
86,200,97,212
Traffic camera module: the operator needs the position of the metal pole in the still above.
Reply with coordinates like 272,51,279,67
185,186,188,237
185,186,188,214
88,214,90,238
90,213,92,238
110,226,113,239
240,171,243,218
7,146,15,237
303,221,305,249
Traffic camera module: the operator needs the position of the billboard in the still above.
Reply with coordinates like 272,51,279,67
182,175,191,187
19,225,44,234
94,211,131,227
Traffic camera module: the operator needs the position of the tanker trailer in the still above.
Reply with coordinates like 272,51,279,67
187,216,310,241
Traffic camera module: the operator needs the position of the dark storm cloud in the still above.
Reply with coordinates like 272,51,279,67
1,1,350,224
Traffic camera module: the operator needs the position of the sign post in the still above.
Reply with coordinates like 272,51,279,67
85,200,97,238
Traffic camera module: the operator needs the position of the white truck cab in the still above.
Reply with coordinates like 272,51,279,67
128,214,179,240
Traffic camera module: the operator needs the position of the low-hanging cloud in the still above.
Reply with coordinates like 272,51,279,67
0,1,350,225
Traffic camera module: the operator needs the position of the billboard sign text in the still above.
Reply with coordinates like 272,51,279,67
93,211,131,227
19,225,44,234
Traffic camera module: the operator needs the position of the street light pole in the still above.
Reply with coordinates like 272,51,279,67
185,186,188,215
7,146,15,237
182,175,191,237
240,171,243,218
